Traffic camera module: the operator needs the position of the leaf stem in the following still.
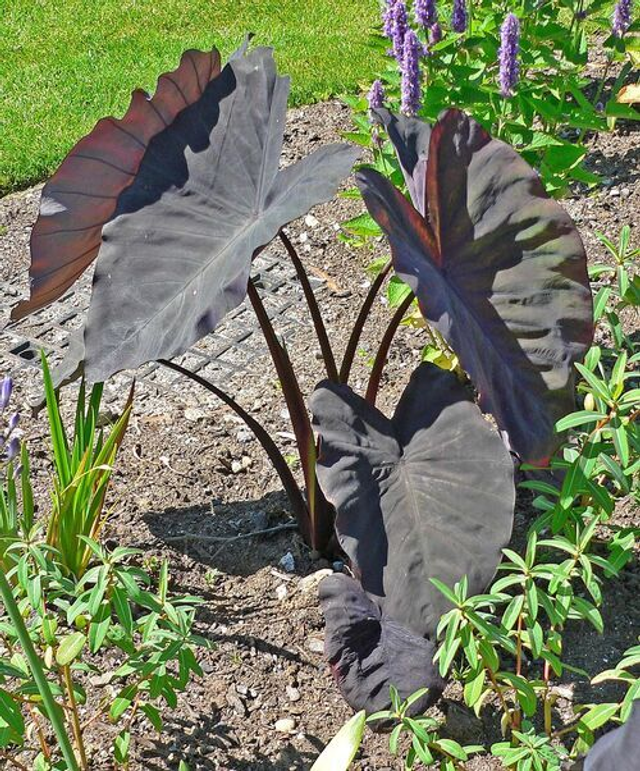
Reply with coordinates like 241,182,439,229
62,664,88,769
340,261,392,383
279,230,339,381
366,292,414,405
247,280,333,550
159,359,310,540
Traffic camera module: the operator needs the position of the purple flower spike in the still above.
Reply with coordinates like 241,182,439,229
414,0,438,27
612,0,631,37
383,0,397,38
401,29,422,116
7,412,19,434
429,21,443,45
0,377,11,411
498,13,521,98
368,80,386,111
391,1,409,64
451,0,467,33
6,437,19,463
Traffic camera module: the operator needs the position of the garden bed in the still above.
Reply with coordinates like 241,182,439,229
0,97,638,770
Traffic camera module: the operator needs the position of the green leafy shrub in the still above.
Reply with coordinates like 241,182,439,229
0,367,207,770
345,0,639,198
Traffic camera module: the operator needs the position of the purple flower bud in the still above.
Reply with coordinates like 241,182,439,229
401,29,422,116
429,22,443,45
6,437,19,463
451,0,467,33
391,1,409,64
0,377,12,411
498,13,521,98
7,412,19,434
414,0,438,28
612,0,631,38
382,0,397,38
368,80,386,111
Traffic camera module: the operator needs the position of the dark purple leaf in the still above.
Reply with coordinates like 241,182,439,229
357,108,593,464
583,701,640,771
372,108,431,216
311,362,515,639
319,573,445,717
78,46,357,382
12,48,223,321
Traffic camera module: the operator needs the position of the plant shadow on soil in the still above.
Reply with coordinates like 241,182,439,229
139,708,324,770
143,489,305,578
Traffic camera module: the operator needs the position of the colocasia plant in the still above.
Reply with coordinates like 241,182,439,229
12,37,594,717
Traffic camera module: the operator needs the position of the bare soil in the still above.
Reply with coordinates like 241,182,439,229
0,88,638,770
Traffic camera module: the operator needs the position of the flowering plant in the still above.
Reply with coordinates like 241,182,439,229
345,0,639,199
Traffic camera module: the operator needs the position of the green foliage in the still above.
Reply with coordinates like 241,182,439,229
0,533,207,769
367,687,482,770
41,351,133,578
0,363,207,769
349,0,640,197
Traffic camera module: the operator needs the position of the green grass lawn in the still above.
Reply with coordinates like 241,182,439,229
0,0,383,195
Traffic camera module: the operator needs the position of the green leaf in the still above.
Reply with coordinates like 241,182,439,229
341,212,382,238
555,410,608,431
430,578,460,607
432,738,468,761
499,673,537,716
578,702,619,731
387,275,412,308
56,632,86,666
464,668,485,708
311,710,366,771
114,729,131,765
109,684,137,723
0,687,25,737
141,703,163,733
502,595,524,631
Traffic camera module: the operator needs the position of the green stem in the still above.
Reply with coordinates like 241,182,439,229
61,664,88,769
0,570,80,771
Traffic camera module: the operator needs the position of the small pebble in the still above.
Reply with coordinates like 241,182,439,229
279,552,295,572
299,568,333,593
276,584,288,601
304,214,319,228
332,560,344,572
286,686,301,702
275,718,296,733
307,637,324,654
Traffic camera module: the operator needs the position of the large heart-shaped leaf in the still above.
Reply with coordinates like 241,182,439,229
72,47,358,382
357,109,593,463
319,574,445,716
311,363,515,639
12,47,223,321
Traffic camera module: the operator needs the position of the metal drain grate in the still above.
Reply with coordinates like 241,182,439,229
1,248,325,402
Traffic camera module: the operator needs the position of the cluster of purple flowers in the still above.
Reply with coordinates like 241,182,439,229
401,29,423,115
498,13,521,98
612,0,632,37
414,0,438,28
451,0,467,33
0,376,20,468
382,1,423,115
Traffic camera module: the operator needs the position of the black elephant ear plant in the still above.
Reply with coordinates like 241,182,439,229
11,37,592,717
313,108,593,716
